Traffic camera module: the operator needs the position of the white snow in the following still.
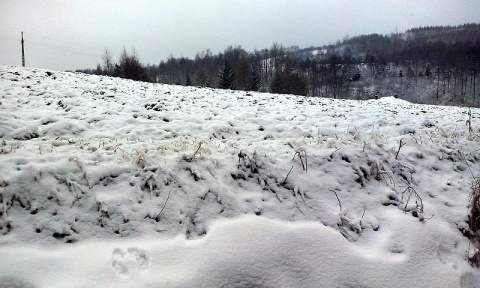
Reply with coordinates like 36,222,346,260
1,65,480,287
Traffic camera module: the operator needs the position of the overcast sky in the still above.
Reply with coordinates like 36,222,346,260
1,0,480,71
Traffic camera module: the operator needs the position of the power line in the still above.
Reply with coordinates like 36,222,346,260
1,30,101,51
25,32,100,51
0,29,20,33
1,30,108,68
0,30,103,58
0,29,20,36
27,40,101,59
0,36,18,42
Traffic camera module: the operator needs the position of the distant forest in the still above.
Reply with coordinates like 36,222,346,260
82,23,480,106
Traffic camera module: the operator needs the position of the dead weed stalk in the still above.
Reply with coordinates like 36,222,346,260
399,175,424,220
293,147,308,172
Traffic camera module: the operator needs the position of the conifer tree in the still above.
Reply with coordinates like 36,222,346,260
270,68,307,96
248,67,261,91
236,54,250,90
218,59,235,89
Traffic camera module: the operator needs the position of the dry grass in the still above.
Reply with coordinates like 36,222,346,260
459,150,480,266
466,108,480,141
183,140,209,162
468,179,480,266
371,161,395,187
237,150,260,173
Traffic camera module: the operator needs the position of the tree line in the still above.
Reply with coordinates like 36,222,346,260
84,24,480,106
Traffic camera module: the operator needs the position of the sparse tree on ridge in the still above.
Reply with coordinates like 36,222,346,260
118,47,150,82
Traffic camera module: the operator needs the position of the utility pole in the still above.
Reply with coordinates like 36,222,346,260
21,31,25,67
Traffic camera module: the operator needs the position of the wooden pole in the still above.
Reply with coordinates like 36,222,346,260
21,32,25,67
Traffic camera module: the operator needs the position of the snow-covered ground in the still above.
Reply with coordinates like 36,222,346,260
1,65,480,287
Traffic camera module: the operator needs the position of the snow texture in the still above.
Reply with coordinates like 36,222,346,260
1,65,480,287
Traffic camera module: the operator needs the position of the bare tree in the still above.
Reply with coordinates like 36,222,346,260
102,48,114,76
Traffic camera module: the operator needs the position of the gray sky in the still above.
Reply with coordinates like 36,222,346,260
1,0,480,71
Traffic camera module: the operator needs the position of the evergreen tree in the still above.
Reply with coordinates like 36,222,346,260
248,67,261,91
112,63,121,77
195,69,208,87
236,54,250,90
288,73,308,96
218,59,235,89
270,69,308,96
95,64,103,75
270,70,285,94
425,65,432,77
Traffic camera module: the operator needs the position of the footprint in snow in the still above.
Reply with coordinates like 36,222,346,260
112,247,149,276
436,244,458,269
460,271,480,288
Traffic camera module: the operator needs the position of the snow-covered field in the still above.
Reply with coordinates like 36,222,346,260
1,65,480,287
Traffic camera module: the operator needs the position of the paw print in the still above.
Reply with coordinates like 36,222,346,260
112,247,149,276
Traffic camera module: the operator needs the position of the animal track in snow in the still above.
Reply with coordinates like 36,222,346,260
112,247,149,276
436,244,459,269
460,272,480,288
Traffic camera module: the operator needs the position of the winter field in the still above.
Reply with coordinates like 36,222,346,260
1,65,480,287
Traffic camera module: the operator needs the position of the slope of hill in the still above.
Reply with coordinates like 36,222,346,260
1,65,480,287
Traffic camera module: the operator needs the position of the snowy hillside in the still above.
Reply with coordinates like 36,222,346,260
1,65,480,287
